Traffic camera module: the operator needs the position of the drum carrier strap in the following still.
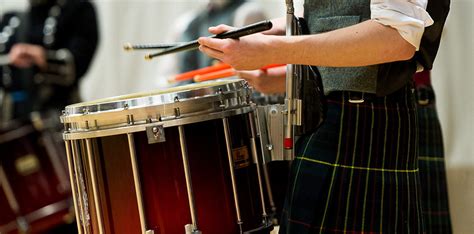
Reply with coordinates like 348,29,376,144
284,0,326,159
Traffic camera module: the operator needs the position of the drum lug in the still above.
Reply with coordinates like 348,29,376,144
145,230,155,234
146,125,166,144
127,114,135,125
185,224,202,234
217,88,227,109
16,217,29,233
174,107,181,118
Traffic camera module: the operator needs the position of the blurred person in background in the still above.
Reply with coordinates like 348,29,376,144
415,70,452,233
0,0,98,233
413,0,452,232
175,0,266,83
0,0,98,122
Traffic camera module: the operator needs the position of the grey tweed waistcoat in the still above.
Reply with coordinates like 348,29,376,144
304,0,417,96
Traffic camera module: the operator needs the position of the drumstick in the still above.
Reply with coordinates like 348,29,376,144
194,69,236,82
194,64,285,82
123,43,184,51
171,63,232,82
172,63,285,83
145,20,273,60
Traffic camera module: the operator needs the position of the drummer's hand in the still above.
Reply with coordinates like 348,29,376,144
198,24,275,70
9,43,47,70
208,24,237,35
236,66,286,94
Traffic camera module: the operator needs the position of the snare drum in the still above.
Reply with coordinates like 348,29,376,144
61,80,272,234
0,120,73,234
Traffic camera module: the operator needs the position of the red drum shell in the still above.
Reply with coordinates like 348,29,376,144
71,114,264,234
0,123,72,233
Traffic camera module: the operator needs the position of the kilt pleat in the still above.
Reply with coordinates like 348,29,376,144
416,85,452,233
279,86,424,233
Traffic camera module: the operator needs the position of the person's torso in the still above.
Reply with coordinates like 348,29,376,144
304,0,417,96
178,1,246,73
0,1,81,118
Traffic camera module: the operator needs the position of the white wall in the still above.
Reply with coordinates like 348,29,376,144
0,1,28,13
1,0,472,232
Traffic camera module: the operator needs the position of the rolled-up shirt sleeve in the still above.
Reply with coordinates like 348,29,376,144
371,0,434,50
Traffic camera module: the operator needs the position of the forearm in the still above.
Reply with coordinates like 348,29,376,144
269,20,416,67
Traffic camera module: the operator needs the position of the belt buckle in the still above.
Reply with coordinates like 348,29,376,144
416,88,430,106
348,92,365,104
418,98,430,106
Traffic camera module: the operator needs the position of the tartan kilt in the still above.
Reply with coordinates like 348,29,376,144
416,85,452,233
279,85,424,233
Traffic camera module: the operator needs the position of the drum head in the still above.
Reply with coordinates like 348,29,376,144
61,79,252,139
69,79,241,108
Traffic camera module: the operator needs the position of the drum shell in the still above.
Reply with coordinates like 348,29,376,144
0,123,72,233
68,113,264,234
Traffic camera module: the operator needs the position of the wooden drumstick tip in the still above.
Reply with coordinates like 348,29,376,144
123,43,133,51
144,54,153,60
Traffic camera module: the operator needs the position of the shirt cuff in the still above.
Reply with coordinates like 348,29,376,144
371,1,434,50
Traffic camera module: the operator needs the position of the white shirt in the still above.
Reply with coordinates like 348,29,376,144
371,0,434,50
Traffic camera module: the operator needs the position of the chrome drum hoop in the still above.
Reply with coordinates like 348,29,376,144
61,80,252,139
62,107,254,140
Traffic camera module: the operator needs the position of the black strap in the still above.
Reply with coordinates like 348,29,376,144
415,0,451,70
295,17,326,135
